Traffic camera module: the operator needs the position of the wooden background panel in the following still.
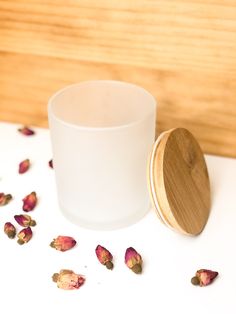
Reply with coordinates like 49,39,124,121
0,0,236,157
1,52,236,157
1,0,236,73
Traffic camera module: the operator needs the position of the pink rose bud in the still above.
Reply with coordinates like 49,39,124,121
191,269,218,287
22,192,37,212
52,269,85,290
17,226,33,245
0,193,12,206
14,214,36,227
49,159,53,169
4,222,16,239
95,245,114,270
18,126,35,136
50,236,76,252
125,247,143,274
19,159,30,174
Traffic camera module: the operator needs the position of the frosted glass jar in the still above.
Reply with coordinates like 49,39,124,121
48,80,156,230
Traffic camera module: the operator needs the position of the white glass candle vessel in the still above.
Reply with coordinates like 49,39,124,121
48,80,156,229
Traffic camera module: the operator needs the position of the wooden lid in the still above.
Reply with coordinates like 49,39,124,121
148,128,211,236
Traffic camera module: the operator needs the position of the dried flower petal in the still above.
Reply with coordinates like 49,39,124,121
4,222,16,239
18,126,35,136
19,159,30,174
49,159,53,169
95,245,113,270
191,269,218,287
14,214,36,227
52,269,85,290
22,192,37,212
50,236,76,252
0,193,12,206
17,227,33,245
125,247,142,274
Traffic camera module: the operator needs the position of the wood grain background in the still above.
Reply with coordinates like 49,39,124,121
0,0,236,157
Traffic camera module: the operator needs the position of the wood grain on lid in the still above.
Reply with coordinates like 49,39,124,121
149,128,211,235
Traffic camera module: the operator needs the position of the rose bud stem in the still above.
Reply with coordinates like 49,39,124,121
52,273,59,283
191,276,200,286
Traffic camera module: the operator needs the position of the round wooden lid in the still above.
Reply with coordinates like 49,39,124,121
148,128,211,235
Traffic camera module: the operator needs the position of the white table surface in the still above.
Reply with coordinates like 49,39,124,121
0,121,236,314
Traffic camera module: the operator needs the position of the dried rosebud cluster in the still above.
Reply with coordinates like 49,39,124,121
95,245,114,270
0,193,12,206
4,214,36,244
19,159,30,174
14,214,36,245
52,269,85,290
125,247,143,274
4,222,16,239
22,192,37,212
191,269,218,287
50,236,76,252
18,126,35,136
2,190,37,245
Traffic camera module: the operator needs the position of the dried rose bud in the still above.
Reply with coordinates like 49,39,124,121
49,159,53,169
50,236,76,252
125,247,143,274
14,214,36,227
95,245,113,270
0,193,12,206
52,269,85,290
17,226,33,245
4,222,16,239
191,269,219,287
19,159,30,174
18,126,35,136
22,192,37,212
